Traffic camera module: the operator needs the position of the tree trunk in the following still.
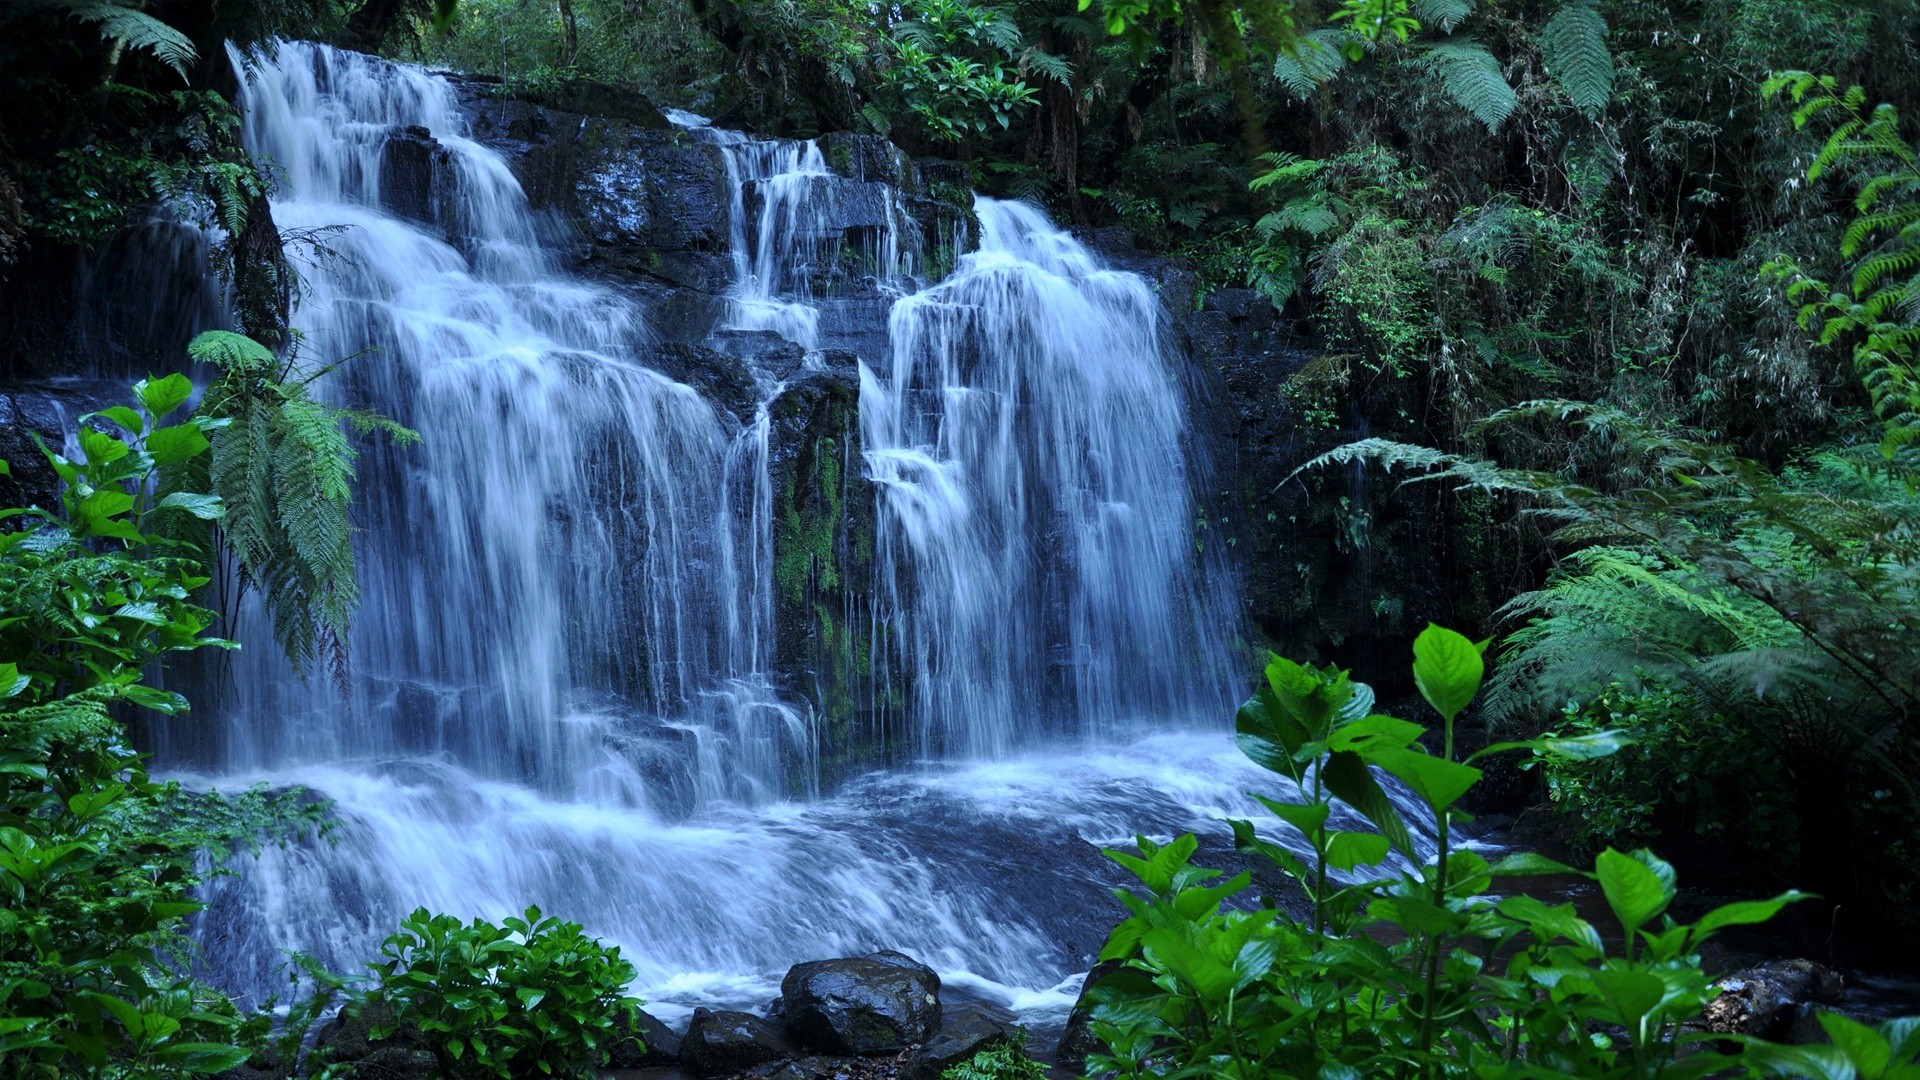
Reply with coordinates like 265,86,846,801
557,0,580,67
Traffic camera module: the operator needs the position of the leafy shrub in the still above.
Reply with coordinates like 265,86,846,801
1083,625,1909,1079
360,906,644,1079
942,1032,1047,1080
0,374,325,1077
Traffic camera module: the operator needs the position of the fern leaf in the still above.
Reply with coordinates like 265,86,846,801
1272,31,1350,99
66,1,197,80
1413,0,1472,33
1540,0,1614,115
1424,39,1517,130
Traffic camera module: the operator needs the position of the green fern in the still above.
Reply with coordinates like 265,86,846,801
63,0,197,79
1412,0,1471,33
1271,30,1352,99
188,330,415,682
1422,39,1516,131
1539,0,1614,115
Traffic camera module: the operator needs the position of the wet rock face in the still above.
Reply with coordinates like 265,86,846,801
683,1008,795,1075
379,125,452,228
457,80,730,278
0,392,66,511
765,361,886,778
780,950,943,1054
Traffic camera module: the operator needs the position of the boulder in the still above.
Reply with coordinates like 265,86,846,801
312,1001,437,1078
0,391,65,511
904,1000,1021,1080
780,950,941,1054
1702,959,1846,1039
681,1007,793,1076
379,125,450,228
608,1006,683,1068
1053,959,1126,1068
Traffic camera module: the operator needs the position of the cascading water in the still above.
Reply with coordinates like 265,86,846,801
862,200,1240,759
174,42,1440,1024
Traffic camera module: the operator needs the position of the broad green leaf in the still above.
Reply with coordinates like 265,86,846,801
90,406,146,433
1595,848,1674,935
136,372,196,418
1590,968,1665,1036
1328,713,1424,752
1371,745,1482,812
1412,624,1485,721
146,424,211,465
1326,831,1391,871
1688,891,1809,946
1253,795,1328,838
0,663,26,699
156,492,225,520
1821,1012,1892,1078
1489,852,1589,877
1322,750,1414,857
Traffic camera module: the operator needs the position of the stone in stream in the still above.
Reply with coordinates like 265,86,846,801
681,1007,794,1075
1053,959,1126,1068
1702,958,1846,1040
903,1000,1022,1080
608,1005,684,1068
780,950,942,1054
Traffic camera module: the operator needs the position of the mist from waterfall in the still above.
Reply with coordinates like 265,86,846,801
171,41,1423,1023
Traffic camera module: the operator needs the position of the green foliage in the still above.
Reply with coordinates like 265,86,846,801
1539,0,1613,114
941,1032,1047,1080
183,330,417,682
1083,632,1913,1080
884,0,1041,143
0,378,327,1078
58,0,199,79
1421,39,1515,130
1763,72,1920,466
360,906,644,1079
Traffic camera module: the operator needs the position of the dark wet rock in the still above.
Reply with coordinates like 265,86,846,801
682,1007,793,1075
781,950,942,1054
0,391,67,510
609,1006,683,1068
647,341,762,429
515,78,672,129
339,1046,439,1079
1054,959,1127,1068
458,84,729,276
314,1001,436,1077
904,1000,1021,1080
1702,959,1846,1039
765,368,884,782
709,329,809,383
379,125,451,228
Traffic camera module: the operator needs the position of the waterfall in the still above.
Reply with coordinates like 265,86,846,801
169,42,1431,1024
862,199,1239,758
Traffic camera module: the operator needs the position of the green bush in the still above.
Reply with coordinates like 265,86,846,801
942,1032,1047,1080
0,372,325,1078
1083,625,1914,1079
360,906,644,1079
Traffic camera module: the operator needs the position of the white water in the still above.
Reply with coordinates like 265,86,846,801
175,42,1433,1022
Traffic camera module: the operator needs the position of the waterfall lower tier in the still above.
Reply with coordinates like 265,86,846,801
192,732,1440,1022
154,41,1410,1021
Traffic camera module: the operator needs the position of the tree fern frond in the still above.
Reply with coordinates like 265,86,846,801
1422,39,1517,130
64,1,197,79
1540,0,1614,115
1413,0,1472,33
1272,31,1350,99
